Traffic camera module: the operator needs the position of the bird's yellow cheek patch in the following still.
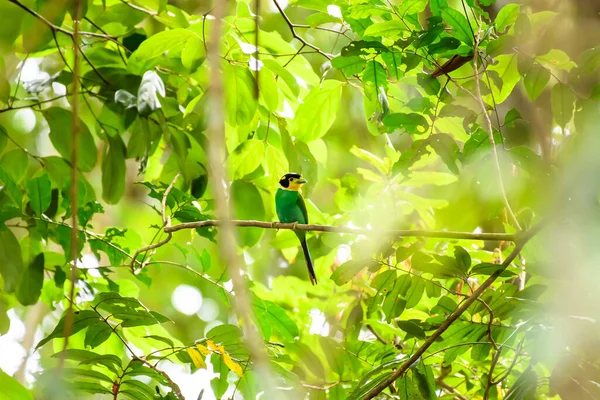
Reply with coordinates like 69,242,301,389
288,182,305,191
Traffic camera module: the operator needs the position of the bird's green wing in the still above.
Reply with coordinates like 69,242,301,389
297,194,309,224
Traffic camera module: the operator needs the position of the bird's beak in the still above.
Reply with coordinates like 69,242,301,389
296,177,308,184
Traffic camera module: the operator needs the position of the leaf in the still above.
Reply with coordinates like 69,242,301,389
186,347,207,369
229,139,264,179
101,135,126,205
523,64,550,101
396,320,426,338
383,113,428,134
331,259,366,286
0,227,23,292
63,368,114,384
486,54,520,104
84,323,113,348
0,369,34,400
44,108,98,172
470,262,515,277
292,80,343,142
36,310,101,349
181,35,205,71
428,133,460,174
454,246,471,273
331,55,366,75
551,83,575,128
145,335,174,348
253,296,299,341
442,8,474,45
536,49,577,72
495,4,520,32
26,174,51,216
230,180,265,247
224,63,258,126
259,68,279,112
222,352,243,377
0,149,28,182
363,21,407,38
16,253,44,306
505,369,537,400
132,28,195,61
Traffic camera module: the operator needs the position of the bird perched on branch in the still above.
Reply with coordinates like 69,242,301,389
275,173,317,285
431,53,474,78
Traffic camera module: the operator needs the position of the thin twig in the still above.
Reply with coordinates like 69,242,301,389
362,222,545,399
472,24,522,230
272,0,332,60
165,220,517,241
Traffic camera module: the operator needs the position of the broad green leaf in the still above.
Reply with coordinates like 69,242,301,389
0,369,33,400
292,80,343,142
536,49,577,72
84,323,113,348
551,83,575,128
44,108,98,172
224,63,258,126
330,259,366,286
101,135,126,204
442,8,474,45
229,139,264,180
36,310,101,349
0,149,27,182
495,4,520,32
383,113,428,134
454,246,471,273
231,180,265,247
181,35,205,71
0,227,23,292
26,174,51,216
363,21,407,38
253,296,299,341
331,55,366,75
397,0,428,15
16,253,44,306
259,68,279,112
486,54,520,104
132,28,195,61
63,368,114,384
523,64,550,101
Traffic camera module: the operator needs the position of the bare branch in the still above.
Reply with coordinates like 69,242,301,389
165,220,517,241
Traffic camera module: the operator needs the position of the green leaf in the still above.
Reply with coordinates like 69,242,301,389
383,113,428,134
84,322,113,348
132,28,195,61
36,310,101,349
381,52,403,80
181,35,205,72
101,135,126,204
224,63,258,126
454,246,471,273
551,83,575,128
363,21,408,38
495,4,520,32
63,368,114,384
253,296,299,341
442,8,474,45
229,139,264,180
231,180,265,247
292,80,343,142
259,68,279,112
330,259,366,286
397,0,428,15
44,108,98,172
523,64,550,101
470,262,514,277
486,54,520,104
505,369,537,400
16,253,44,306
0,149,28,182
331,55,366,75
396,320,426,338
428,133,460,174
0,227,23,292
26,174,51,216
0,369,33,400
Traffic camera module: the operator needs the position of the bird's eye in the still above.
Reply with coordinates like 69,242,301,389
290,178,294,181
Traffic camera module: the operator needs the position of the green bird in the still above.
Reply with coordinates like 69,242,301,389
275,172,317,285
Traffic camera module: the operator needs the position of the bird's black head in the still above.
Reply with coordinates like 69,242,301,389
279,172,307,191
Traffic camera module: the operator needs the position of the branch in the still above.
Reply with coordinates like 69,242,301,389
165,220,517,241
59,0,81,372
362,222,545,399
272,0,332,60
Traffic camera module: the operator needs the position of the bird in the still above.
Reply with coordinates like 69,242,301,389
275,172,317,285
431,53,474,78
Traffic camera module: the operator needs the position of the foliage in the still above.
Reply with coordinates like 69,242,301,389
1,0,600,399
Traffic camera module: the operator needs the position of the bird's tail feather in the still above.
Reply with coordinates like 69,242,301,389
300,239,317,285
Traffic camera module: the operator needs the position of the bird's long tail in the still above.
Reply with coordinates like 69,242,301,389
300,238,317,285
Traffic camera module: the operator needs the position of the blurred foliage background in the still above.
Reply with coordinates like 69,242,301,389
1,0,600,399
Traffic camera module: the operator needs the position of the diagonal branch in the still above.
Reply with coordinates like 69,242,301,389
164,220,517,241
272,0,332,60
362,221,546,399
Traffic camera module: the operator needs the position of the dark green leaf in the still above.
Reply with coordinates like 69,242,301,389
101,135,126,204
551,83,575,128
442,8,474,45
36,310,101,349
428,133,460,174
26,174,52,216
16,253,44,305
0,226,23,292
383,113,428,134
331,259,366,286
523,64,550,101
230,180,265,247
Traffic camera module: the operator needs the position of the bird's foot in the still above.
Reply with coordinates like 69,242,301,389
290,222,299,230
271,221,279,230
